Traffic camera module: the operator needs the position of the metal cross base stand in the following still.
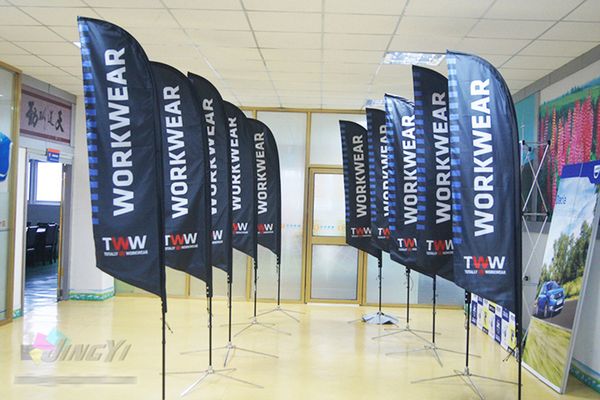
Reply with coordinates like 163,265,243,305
362,311,399,325
233,317,291,338
372,323,433,340
411,367,518,400
256,305,304,323
387,341,479,368
169,365,263,397
180,341,278,368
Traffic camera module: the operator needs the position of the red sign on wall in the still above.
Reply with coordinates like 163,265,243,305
20,86,72,144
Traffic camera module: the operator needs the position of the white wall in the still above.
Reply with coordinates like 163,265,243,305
12,147,26,315
67,96,113,297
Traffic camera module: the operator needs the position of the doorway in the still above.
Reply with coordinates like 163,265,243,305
22,158,66,312
305,167,367,304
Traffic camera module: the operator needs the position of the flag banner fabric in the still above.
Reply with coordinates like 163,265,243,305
340,120,381,258
412,66,454,282
366,108,390,252
224,102,257,260
384,95,422,271
151,62,211,286
447,51,521,313
78,18,165,297
247,119,281,257
188,73,232,275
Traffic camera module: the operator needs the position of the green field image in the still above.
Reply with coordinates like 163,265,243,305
523,318,572,388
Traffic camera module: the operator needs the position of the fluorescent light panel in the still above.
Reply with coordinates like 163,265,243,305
383,51,445,66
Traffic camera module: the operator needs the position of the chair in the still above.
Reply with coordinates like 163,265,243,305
42,224,58,264
26,226,39,265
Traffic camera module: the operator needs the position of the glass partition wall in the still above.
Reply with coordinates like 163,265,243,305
114,107,464,307
0,62,20,326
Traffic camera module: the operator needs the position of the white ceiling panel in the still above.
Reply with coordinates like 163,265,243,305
86,0,164,8
565,0,600,22
21,7,99,26
484,0,582,21
499,68,553,81
469,19,554,39
0,1,596,107
0,53,49,66
248,12,321,32
242,0,322,13
323,49,384,64
540,21,600,41
255,32,321,49
38,54,83,67
266,60,320,73
324,14,398,35
405,0,493,18
323,33,390,50
390,34,462,53
0,6,40,25
455,37,531,55
93,8,178,28
397,16,478,37
520,40,597,57
324,0,407,15
188,30,256,48
16,41,80,55
126,27,191,45
163,0,241,10
502,55,573,70
0,41,28,54
262,48,321,61
9,0,85,6
0,25,64,41
171,9,250,30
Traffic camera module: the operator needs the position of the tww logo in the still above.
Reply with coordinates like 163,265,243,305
350,226,371,237
257,223,274,234
232,222,248,234
165,233,198,251
398,238,417,252
426,239,454,256
378,227,391,239
211,229,224,244
464,256,506,276
101,235,148,257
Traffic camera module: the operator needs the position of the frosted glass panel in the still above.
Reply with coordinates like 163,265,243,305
255,111,306,301
166,268,187,296
311,245,358,300
310,113,366,165
417,273,463,306
189,249,248,299
365,252,418,305
313,173,345,237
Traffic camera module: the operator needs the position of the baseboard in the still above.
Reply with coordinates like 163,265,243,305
571,359,600,394
69,289,115,301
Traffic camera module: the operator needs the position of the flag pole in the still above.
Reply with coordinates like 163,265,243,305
355,254,398,324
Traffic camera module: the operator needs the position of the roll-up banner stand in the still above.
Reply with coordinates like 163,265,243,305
340,120,381,259
364,108,397,325
188,73,232,282
151,62,211,285
523,161,600,394
77,17,168,399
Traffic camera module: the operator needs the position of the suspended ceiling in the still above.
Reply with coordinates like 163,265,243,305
0,0,599,109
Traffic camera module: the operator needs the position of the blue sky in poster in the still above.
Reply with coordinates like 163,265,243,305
542,176,597,268
515,94,537,143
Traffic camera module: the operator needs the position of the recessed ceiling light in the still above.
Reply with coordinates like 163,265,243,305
383,52,445,66
72,41,81,48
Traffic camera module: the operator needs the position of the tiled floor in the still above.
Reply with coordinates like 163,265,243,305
0,297,597,400
24,262,58,314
